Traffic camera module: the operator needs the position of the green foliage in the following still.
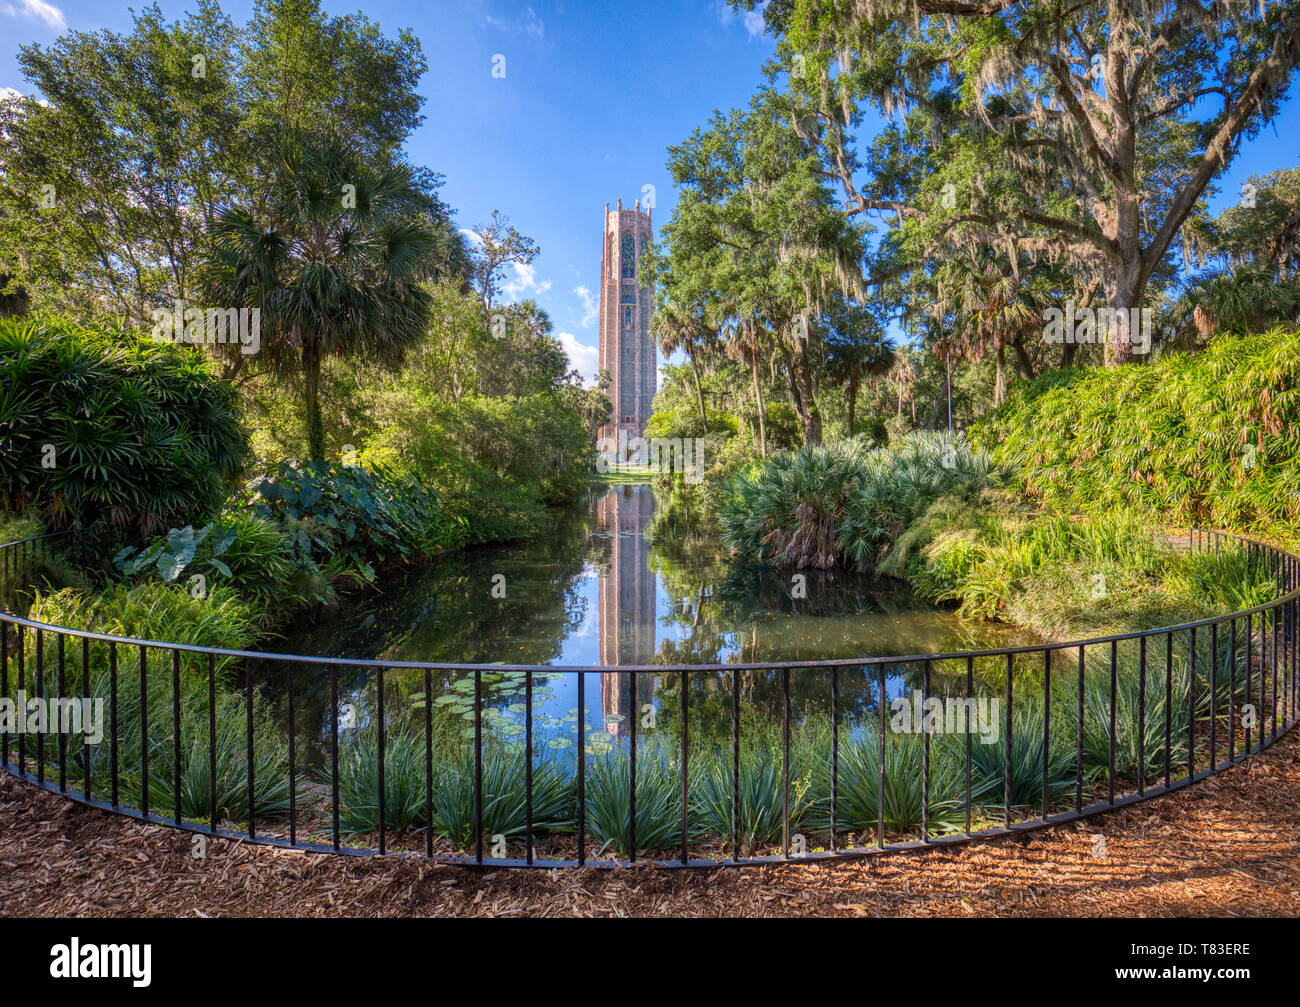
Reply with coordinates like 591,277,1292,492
973,328,1300,537
0,0,460,323
898,503,1277,640
1080,653,1190,786
426,746,573,847
361,392,590,545
0,315,248,535
32,580,257,650
113,462,444,623
814,729,975,836
19,582,293,822
336,728,433,835
206,131,440,461
697,745,814,852
720,431,1000,570
584,747,698,857
968,703,1074,811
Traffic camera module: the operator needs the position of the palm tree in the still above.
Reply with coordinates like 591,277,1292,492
652,303,714,433
823,300,894,438
205,132,437,461
1183,263,1300,342
936,258,1042,405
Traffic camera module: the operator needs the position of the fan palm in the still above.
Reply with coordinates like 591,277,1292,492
204,132,437,460
823,299,894,438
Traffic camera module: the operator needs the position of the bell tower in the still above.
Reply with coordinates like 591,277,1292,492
598,198,656,448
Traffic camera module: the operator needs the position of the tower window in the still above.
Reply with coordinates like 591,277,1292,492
621,233,636,278
623,306,633,326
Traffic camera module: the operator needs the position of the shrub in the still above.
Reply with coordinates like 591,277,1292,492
16,583,293,824
426,745,573,848
972,326,1300,537
719,432,1001,571
968,702,1074,811
810,728,977,836
336,727,434,835
360,392,591,546
0,315,248,535
113,462,445,624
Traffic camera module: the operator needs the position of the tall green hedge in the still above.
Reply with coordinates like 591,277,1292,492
972,326,1300,536
0,315,249,534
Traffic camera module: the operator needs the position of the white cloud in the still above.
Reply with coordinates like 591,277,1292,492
715,1,766,40
485,6,545,41
0,87,21,102
557,331,598,386
501,260,551,302
574,285,598,327
1,0,66,30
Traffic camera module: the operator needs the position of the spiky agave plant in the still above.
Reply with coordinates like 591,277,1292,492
968,700,1075,814
425,745,574,848
696,745,815,854
813,727,976,838
1079,654,1190,789
584,746,701,857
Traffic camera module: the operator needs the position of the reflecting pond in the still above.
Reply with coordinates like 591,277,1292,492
254,483,1042,771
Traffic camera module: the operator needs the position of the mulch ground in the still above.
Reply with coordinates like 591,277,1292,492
2,730,1298,917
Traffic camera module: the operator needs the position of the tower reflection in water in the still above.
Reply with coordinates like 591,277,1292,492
597,485,659,738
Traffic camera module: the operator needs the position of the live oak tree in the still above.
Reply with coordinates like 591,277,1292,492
653,90,869,446
1207,165,1300,278
0,0,243,320
755,0,1300,362
468,210,541,321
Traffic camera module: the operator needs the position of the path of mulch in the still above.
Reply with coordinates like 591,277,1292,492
2,730,1298,917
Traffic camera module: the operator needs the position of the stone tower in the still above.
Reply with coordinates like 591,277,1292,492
599,198,656,448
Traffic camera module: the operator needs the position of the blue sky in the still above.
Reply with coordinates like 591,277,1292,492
2,0,1297,381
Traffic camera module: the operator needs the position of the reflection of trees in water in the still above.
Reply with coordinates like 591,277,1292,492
250,497,598,767
714,565,917,618
248,482,1046,768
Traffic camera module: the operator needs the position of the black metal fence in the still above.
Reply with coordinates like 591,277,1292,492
1,526,1296,867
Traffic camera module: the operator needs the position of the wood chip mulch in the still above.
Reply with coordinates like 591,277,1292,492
2,730,1298,917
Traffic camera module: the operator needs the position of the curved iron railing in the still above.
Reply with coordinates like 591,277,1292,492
0,525,1296,867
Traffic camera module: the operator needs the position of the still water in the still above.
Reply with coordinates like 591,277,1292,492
256,483,1038,763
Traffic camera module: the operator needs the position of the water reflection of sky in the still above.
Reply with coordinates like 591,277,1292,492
259,483,1043,760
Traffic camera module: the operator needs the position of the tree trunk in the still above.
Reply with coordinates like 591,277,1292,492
687,344,707,434
1106,258,1145,364
751,357,767,459
846,369,859,438
302,336,326,462
790,335,822,446
1010,336,1036,379
994,344,1006,406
